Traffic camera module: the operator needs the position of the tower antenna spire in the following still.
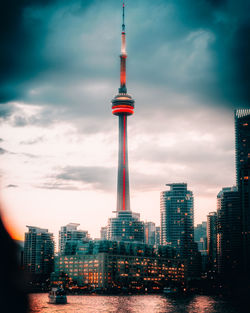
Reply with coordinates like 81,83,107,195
119,0,127,93
122,0,125,32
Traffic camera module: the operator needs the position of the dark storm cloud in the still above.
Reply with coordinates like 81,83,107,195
129,0,250,107
129,149,234,193
44,165,156,192
0,0,55,101
12,112,47,127
45,165,163,192
0,0,94,102
46,166,116,191
0,103,16,119
6,184,18,188
0,0,249,123
0,147,8,155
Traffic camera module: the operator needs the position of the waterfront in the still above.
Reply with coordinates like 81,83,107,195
29,294,247,313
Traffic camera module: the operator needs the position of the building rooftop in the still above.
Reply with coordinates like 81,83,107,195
164,183,188,192
26,225,49,233
235,109,250,118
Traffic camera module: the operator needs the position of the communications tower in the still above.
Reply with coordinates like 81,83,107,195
111,1,134,212
107,1,144,243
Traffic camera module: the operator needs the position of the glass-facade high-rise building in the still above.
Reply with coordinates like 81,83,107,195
59,223,89,255
235,109,250,280
217,187,241,280
194,222,207,253
160,183,194,255
24,226,54,279
100,226,108,240
160,183,200,278
207,212,217,277
144,222,156,246
194,222,207,274
155,226,161,246
107,211,144,243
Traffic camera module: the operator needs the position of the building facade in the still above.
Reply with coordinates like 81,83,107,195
160,183,201,278
235,109,250,280
59,223,89,254
217,187,241,281
144,222,156,246
194,222,207,253
55,240,186,291
194,221,207,275
160,183,194,253
155,226,161,246
107,211,144,243
100,226,108,240
207,212,217,277
24,226,54,279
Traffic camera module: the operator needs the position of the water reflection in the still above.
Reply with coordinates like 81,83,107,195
30,294,244,313
186,296,216,313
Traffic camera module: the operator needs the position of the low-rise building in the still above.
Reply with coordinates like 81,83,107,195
54,240,186,292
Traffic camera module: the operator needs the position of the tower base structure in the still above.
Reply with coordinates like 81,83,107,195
107,211,144,243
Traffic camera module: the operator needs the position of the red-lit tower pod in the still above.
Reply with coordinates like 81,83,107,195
112,1,135,212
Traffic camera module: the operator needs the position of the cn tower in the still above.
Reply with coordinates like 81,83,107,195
111,1,135,212
107,1,144,243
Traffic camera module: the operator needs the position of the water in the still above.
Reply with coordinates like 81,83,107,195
30,294,246,313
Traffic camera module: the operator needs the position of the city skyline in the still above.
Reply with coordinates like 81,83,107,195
0,0,249,241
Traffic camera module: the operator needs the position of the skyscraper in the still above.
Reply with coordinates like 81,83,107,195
144,222,156,246
194,222,207,253
235,109,250,279
207,212,217,277
100,226,108,240
160,183,194,253
160,183,200,278
59,223,89,255
108,1,144,243
155,226,161,246
24,226,54,280
217,187,241,280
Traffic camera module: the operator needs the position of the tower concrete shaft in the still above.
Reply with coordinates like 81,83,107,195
117,114,130,211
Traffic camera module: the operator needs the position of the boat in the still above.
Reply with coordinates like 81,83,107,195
48,286,67,304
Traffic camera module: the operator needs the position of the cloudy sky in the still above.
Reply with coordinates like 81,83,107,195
0,0,249,244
